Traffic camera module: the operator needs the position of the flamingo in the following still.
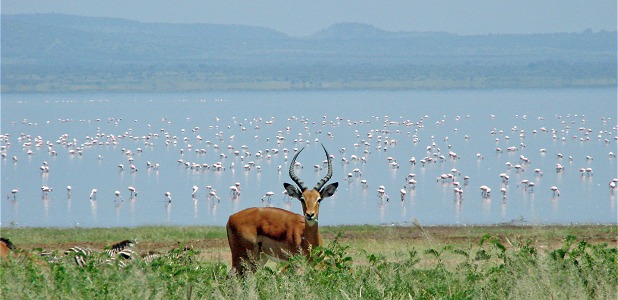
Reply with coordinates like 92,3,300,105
41,186,53,198
550,186,560,197
114,190,123,202
360,179,368,188
209,190,221,202
499,173,509,184
8,189,18,200
192,185,199,198
453,187,463,198
556,164,565,172
164,192,172,203
377,186,389,201
437,174,449,183
406,179,416,189
480,185,491,197
261,191,275,202
128,186,137,198
90,189,97,200
229,186,240,197
527,182,535,192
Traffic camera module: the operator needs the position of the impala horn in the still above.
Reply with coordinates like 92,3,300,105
289,147,308,191
314,144,333,191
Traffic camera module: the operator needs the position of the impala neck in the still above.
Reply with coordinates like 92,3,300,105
303,220,322,246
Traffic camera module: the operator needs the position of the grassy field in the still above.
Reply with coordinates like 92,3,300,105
1,224,616,299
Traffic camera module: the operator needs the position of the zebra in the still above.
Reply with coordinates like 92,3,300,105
63,240,137,267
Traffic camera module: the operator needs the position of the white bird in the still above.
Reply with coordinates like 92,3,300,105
480,185,491,197
192,185,199,198
90,189,97,200
8,189,18,200
229,186,239,196
406,179,416,189
377,186,389,201
164,192,172,203
550,186,560,197
41,186,53,197
261,191,275,202
128,186,137,198
229,185,241,197
360,179,368,188
209,190,221,202
527,182,535,192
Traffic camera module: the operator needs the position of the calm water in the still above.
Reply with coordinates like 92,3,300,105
1,89,616,228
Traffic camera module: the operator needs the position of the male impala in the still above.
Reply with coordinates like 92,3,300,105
226,145,338,275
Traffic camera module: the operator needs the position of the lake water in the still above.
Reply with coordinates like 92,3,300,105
1,88,616,228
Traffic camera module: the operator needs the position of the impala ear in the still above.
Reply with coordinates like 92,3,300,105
284,183,302,199
319,182,338,200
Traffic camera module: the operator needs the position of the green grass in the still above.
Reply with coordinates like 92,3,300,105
1,225,617,299
0,226,227,245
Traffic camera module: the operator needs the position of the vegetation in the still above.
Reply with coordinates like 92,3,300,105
2,14,616,92
1,225,616,299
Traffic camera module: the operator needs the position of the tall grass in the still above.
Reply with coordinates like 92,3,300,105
1,233,616,299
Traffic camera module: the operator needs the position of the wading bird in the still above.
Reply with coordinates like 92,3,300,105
550,186,560,197
192,186,199,198
128,186,137,198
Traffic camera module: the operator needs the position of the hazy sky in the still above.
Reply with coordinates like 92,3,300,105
2,0,616,36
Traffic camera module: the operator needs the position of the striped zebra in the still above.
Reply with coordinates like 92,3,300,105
64,240,137,267
104,239,136,259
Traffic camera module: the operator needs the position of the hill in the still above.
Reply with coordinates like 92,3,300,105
1,14,616,92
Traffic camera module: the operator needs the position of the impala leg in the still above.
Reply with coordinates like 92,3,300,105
228,233,261,276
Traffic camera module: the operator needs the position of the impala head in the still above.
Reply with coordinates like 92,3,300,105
284,144,338,224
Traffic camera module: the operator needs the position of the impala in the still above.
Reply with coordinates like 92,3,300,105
0,238,15,259
226,145,338,275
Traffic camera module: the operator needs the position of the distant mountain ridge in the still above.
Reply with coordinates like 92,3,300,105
1,13,616,92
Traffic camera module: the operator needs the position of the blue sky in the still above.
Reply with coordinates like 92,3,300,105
2,0,616,36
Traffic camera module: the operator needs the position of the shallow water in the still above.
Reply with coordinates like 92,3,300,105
1,88,616,228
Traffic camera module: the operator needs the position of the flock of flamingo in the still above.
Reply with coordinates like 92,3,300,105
1,101,617,227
